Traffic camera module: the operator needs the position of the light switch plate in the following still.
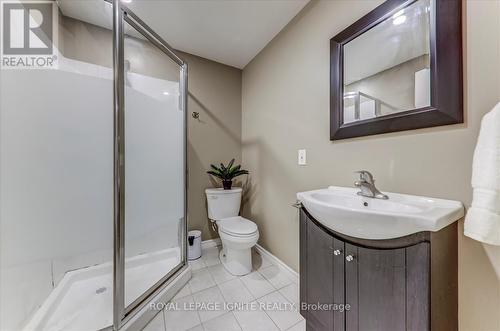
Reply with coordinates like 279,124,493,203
298,149,307,165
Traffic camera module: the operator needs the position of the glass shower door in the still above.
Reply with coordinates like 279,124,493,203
113,4,187,326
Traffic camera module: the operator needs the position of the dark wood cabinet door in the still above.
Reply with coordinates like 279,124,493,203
301,210,345,331
406,242,430,331
345,244,406,331
305,213,334,330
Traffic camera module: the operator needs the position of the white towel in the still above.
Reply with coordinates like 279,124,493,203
464,102,500,245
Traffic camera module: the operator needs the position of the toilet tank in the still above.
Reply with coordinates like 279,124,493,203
205,188,242,220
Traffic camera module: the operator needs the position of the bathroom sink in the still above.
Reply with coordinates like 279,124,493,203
297,186,464,240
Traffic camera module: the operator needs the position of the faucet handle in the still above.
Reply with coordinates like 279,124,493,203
354,170,374,183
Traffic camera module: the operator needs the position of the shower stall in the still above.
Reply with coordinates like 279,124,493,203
0,0,188,330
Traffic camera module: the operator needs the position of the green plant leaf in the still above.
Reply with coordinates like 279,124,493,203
227,170,249,179
207,170,224,179
227,159,235,171
220,163,226,172
207,159,249,181
228,165,241,175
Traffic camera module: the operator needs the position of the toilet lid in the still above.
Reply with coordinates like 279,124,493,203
218,216,258,236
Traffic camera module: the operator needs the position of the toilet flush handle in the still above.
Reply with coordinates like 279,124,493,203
209,219,218,232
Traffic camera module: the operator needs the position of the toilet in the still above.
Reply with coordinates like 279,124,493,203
205,187,259,276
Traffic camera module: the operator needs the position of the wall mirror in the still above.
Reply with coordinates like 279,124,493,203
330,0,462,140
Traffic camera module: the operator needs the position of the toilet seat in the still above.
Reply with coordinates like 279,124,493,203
217,216,258,237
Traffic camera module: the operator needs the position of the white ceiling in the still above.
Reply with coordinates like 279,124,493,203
57,0,309,69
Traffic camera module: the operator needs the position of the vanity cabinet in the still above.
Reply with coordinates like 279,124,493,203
299,208,457,331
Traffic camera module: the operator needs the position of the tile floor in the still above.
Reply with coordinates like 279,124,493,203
142,246,305,331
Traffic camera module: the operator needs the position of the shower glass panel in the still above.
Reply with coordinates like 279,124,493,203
122,18,185,309
0,1,114,330
0,1,187,329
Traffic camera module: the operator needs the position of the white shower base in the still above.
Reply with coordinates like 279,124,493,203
23,248,181,331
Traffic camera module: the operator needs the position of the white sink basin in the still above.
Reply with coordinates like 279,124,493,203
297,186,464,240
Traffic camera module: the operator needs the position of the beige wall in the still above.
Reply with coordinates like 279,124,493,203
241,1,500,330
182,51,242,240
59,16,242,241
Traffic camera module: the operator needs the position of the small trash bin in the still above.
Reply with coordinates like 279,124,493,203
187,230,202,260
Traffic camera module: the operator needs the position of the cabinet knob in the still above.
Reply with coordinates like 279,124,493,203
346,254,355,262
329,247,342,256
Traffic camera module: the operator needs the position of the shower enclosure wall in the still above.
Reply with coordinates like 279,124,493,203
0,1,188,330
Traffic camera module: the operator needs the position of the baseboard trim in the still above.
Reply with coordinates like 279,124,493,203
254,244,299,284
201,238,221,250
201,239,299,284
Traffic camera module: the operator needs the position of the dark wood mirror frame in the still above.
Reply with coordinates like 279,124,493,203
330,0,463,141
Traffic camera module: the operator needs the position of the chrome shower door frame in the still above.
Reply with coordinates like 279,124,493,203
112,1,188,329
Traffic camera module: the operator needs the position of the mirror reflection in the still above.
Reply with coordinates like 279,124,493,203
343,0,431,124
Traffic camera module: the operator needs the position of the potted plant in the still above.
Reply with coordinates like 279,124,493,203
207,159,249,190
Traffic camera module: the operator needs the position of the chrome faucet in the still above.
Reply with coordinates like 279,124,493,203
354,170,388,199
